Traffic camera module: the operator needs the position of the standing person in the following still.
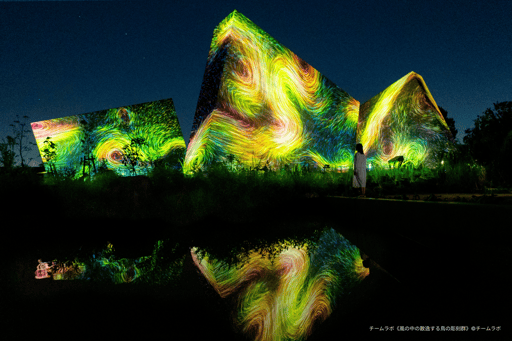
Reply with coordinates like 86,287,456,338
353,143,367,197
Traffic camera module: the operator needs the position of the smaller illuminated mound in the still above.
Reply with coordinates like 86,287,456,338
191,228,369,341
357,72,454,167
31,98,186,178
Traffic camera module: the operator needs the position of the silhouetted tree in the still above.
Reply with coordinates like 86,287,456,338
463,101,512,185
79,113,103,179
121,136,148,176
0,136,16,172
9,115,36,167
42,137,57,175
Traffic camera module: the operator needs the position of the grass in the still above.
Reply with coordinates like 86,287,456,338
1,160,507,227
364,161,490,196
2,160,510,268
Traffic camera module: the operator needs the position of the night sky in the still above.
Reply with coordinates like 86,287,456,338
1,0,511,166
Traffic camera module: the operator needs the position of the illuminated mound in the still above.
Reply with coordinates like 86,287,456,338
357,72,454,167
191,228,369,341
31,98,186,178
185,10,359,173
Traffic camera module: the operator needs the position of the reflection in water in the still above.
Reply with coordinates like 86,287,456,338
35,259,52,279
33,229,368,340
37,241,184,285
191,228,369,341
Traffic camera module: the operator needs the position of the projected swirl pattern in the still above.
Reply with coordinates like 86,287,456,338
191,228,369,341
186,11,454,172
31,98,186,177
358,72,453,167
185,10,358,173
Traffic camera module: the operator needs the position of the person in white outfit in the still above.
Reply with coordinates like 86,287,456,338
352,143,367,197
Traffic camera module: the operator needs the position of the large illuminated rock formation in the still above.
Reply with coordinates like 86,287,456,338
185,10,359,173
358,72,454,168
31,98,186,178
186,11,454,172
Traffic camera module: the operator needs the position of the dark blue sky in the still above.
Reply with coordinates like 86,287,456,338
1,0,511,166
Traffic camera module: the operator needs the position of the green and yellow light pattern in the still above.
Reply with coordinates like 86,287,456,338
185,10,358,173
358,72,453,167
31,98,186,177
191,228,369,341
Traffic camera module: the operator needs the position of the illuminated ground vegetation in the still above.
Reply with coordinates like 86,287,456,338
31,98,186,178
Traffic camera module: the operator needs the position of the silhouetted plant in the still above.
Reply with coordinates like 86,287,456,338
121,136,148,176
0,136,16,172
134,240,184,286
9,115,36,167
464,101,512,186
41,137,57,175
